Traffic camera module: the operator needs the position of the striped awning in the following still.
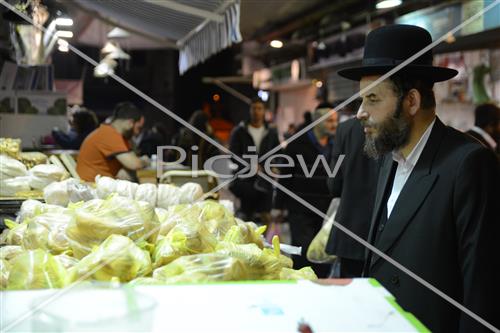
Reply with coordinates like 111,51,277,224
74,0,242,74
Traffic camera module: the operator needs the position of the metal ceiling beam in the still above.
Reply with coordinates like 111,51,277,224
143,0,224,23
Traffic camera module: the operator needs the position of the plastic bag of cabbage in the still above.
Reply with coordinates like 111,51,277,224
68,234,151,283
5,249,68,290
66,195,159,258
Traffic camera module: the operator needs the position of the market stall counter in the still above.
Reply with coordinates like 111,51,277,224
1,278,428,332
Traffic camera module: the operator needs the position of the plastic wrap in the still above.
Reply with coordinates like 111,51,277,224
223,219,266,248
279,267,317,280
153,253,247,283
67,195,158,258
95,176,116,199
197,200,236,240
17,199,44,222
1,259,9,288
135,183,157,207
216,236,292,280
115,180,138,199
7,249,67,290
45,178,97,206
0,154,28,179
177,182,203,204
67,180,97,203
1,219,27,245
152,219,217,268
69,234,151,283
28,164,67,190
157,204,200,238
156,184,181,209
0,245,24,261
54,254,79,269
307,199,339,264
154,207,168,224
43,179,72,206
22,212,74,254
0,176,31,196
128,277,165,286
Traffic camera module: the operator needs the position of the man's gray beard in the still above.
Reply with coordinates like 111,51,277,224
363,103,412,159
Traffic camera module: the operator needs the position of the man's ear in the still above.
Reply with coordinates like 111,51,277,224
406,89,421,116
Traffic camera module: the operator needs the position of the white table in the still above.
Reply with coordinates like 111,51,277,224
1,278,427,332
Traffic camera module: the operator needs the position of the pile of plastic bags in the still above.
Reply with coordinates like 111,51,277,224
0,154,68,197
1,189,317,291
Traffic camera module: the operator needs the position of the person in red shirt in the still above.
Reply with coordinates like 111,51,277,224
76,102,148,182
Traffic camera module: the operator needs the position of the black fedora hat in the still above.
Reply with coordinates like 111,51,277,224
338,24,458,82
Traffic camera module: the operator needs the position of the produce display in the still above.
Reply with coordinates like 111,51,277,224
0,154,67,197
0,179,317,290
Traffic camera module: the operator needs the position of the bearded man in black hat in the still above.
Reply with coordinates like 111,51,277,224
338,24,500,333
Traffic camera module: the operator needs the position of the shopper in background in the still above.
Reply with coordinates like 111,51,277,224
278,103,338,278
325,116,380,278
76,102,149,182
297,111,312,132
138,123,170,157
52,106,98,150
229,97,280,222
172,110,220,169
338,24,499,332
283,123,296,140
466,103,499,153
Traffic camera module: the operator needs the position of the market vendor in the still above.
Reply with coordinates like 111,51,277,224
76,102,149,182
337,24,500,332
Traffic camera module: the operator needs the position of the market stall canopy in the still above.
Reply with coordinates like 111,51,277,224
72,0,242,74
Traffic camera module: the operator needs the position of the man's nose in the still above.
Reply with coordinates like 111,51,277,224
357,104,368,120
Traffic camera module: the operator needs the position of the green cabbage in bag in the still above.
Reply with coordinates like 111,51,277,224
67,196,159,258
7,249,67,290
153,219,217,268
69,234,151,283
0,245,24,261
152,253,247,283
197,200,237,240
22,212,74,254
1,259,9,288
0,219,27,246
279,267,317,280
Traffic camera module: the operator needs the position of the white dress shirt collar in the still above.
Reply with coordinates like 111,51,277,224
392,118,436,169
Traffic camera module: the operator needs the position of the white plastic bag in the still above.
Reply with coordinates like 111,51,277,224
95,176,116,199
43,179,72,206
0,154,27,180
0,176,31,196
115,180,138,198
29,164,67,190
177,182,204,204
135,183,157,207
156,184,181,209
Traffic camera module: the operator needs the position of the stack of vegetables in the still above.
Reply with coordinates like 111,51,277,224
1,181,316,290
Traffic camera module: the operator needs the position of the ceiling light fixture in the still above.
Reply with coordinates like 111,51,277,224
270,40,283,48
55,17,73,26
376,0,402,9
56,30,73,38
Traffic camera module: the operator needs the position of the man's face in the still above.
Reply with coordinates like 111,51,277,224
250,102,265,124
315,109,338,137
123,116,144,139
357,76,412,158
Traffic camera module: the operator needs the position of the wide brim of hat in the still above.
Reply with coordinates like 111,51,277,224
337,64,458,82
